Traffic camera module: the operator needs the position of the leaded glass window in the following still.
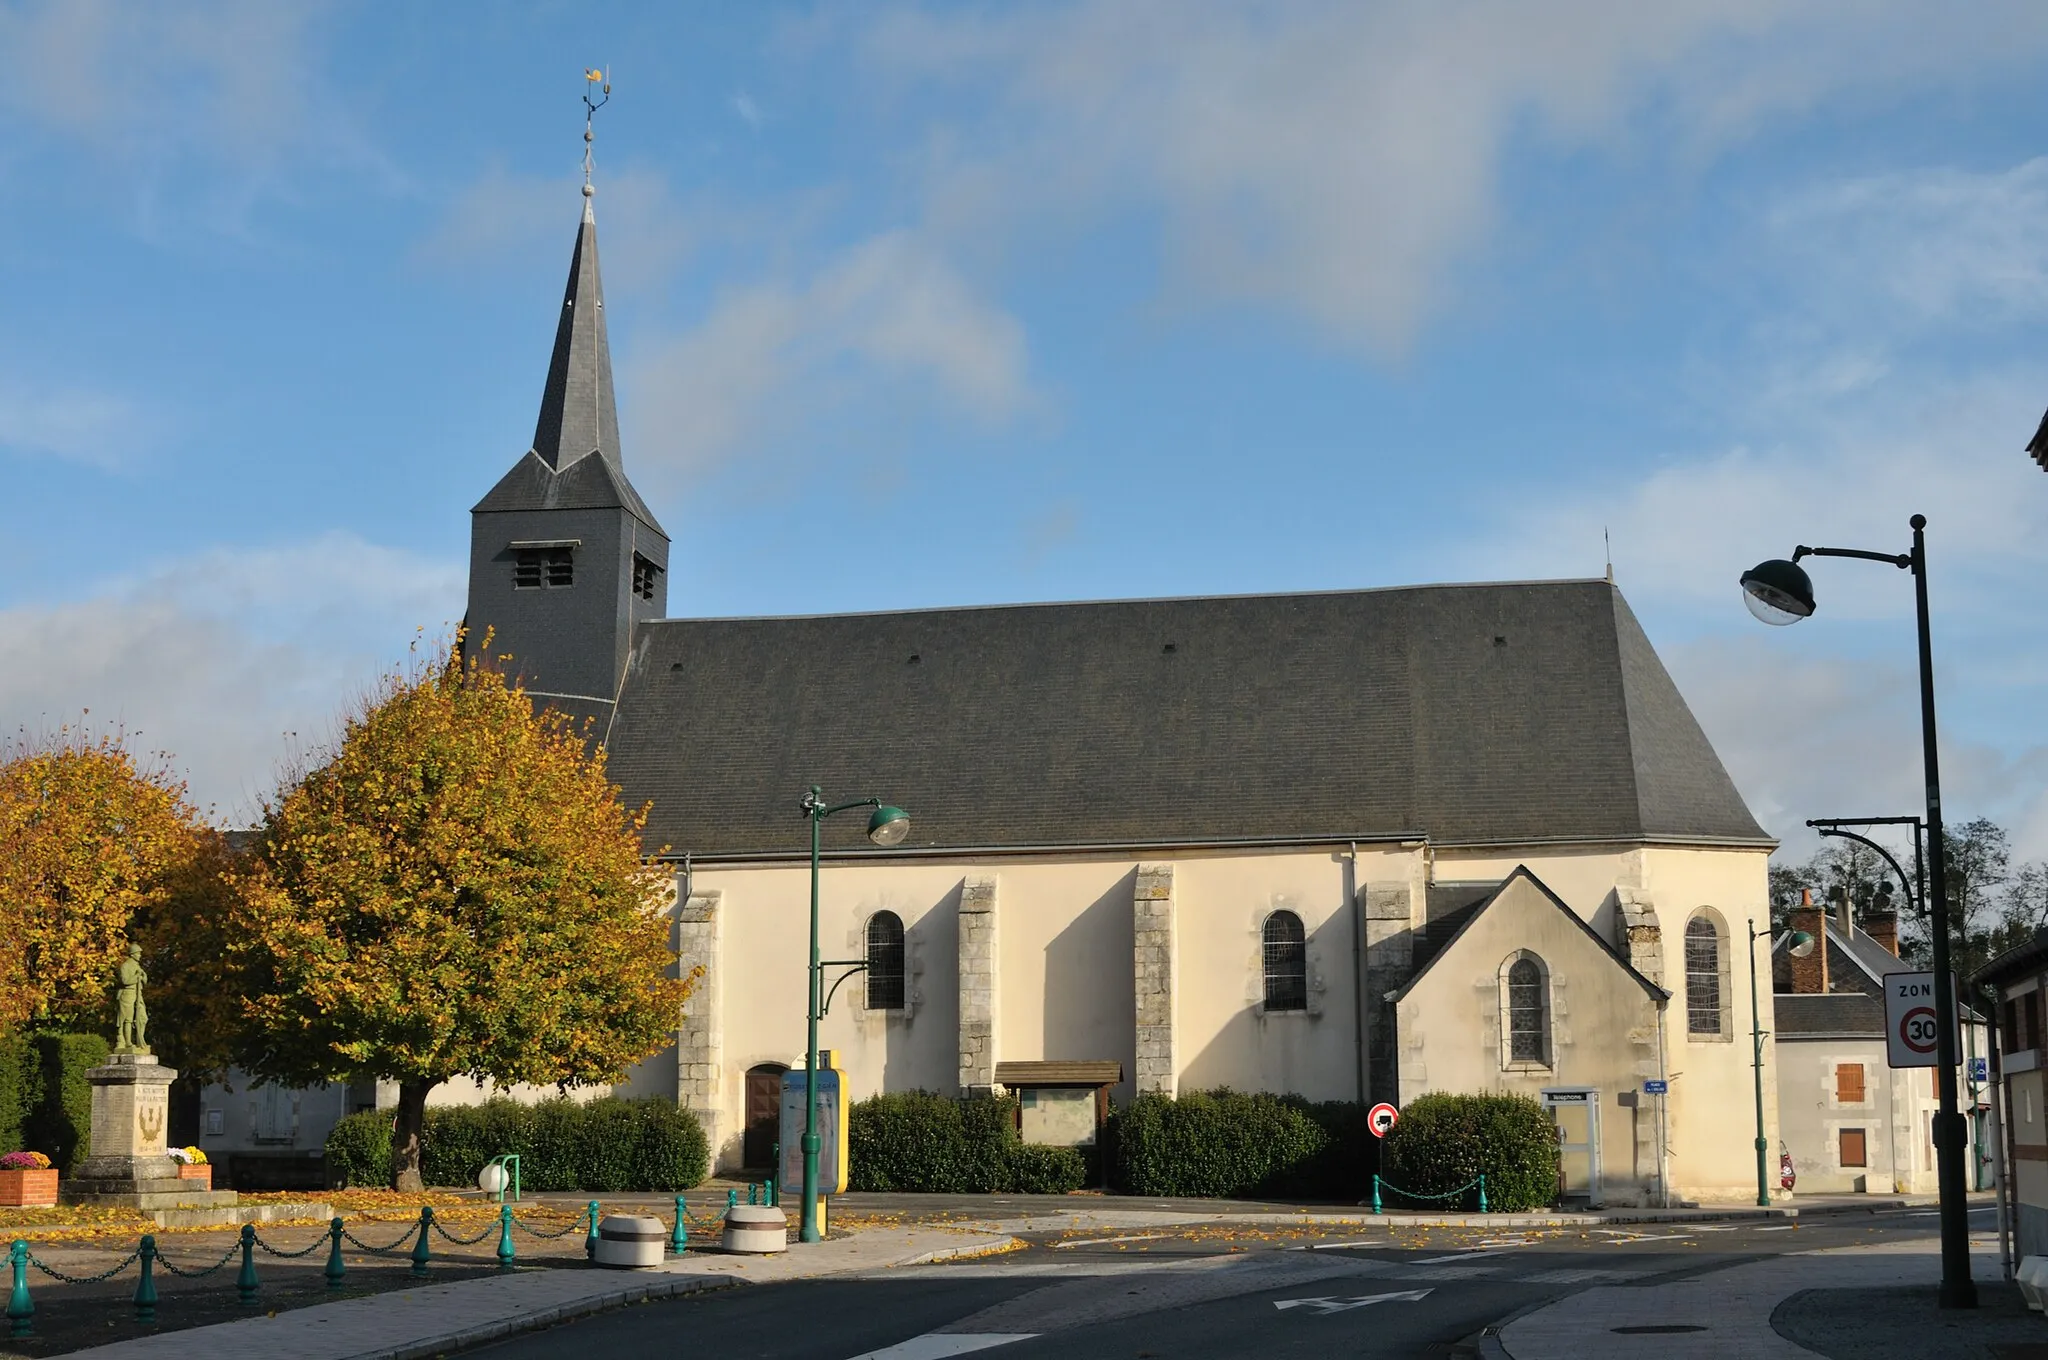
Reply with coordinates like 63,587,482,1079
1507,957,1546,1063
1262,911,1307,1011
1686,917,1723,1036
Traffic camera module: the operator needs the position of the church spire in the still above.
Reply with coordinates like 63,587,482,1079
530,71,620,473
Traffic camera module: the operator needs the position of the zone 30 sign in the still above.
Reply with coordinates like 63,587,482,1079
1883,971,1953,1070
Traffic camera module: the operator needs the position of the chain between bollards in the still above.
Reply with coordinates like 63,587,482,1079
9,1239,33,1338
497,1205,516,1272
235,1224,259,1308
133,1234,158,1324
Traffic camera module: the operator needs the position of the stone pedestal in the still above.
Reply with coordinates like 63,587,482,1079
62,1052,238,1210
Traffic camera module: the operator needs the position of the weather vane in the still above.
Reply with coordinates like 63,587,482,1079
582,67,610,209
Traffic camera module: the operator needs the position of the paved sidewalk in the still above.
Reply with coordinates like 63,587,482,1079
1498,1236,2023,1359
54,1224,1015,1360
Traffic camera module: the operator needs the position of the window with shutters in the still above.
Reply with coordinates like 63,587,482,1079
1839,1128,1868,1167
865,911,906,1011
1262,912,1307,1012
1499,952,1550,1068
1835,1063,1866,1104
1685,913,1727,1039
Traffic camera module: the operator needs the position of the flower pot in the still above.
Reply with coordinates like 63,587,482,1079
176,1164,212,1190
0,1168,59,1208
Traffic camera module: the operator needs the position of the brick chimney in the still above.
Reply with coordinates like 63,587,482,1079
1864,911,1900,957
1788,889,1829,994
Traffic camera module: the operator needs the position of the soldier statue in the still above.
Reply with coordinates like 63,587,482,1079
114,943,150,1052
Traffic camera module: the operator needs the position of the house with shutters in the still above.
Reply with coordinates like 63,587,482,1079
198,171,1787,1206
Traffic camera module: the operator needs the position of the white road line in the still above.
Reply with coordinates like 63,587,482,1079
1308,1240,1378,1250
1049,1233,1172,1249
1602,1232,1694,1243
1412,1249,1509,1264
1753,1225,1798,1232
845,1335,1037,1360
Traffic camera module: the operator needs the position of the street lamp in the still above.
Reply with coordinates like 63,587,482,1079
796,786,909,1244
1805,816,1925,919
1740,513,1977,1308
1749,920,1815,1207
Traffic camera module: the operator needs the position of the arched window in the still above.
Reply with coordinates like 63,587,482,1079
1262,911,1307,1011
866,911,906,1011
1503,954,1548,1065
1685,915,1725,1037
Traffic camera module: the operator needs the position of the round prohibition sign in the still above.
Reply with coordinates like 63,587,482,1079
1368,1102,1400,1138
1899,1005,1938,1056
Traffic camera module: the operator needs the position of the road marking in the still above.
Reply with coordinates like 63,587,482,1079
846,1335,1037,1360
1050,1233,1171,1249
1601,1232,1694,1243
1274,1289,1433,1314
1411,1249,1509,1264
1753,1225,1797,1232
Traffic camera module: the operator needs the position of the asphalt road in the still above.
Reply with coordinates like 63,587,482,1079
464,1204,2000,1360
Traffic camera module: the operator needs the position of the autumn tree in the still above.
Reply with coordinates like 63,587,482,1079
0,731,220,1036
225,644,691,1191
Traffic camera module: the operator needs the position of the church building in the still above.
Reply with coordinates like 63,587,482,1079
203,171,1785,1207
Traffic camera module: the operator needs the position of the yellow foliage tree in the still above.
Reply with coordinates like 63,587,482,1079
0,733,217,1034
226,644,692,1191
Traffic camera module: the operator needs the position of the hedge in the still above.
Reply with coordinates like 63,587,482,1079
324,1096,709,1192
1379,1092,1559,1212
0,1033,112,1174
1109,1089,1331,1198
848,1091,1087,1194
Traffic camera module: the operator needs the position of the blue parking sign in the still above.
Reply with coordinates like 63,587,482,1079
1969,1058,1988,1083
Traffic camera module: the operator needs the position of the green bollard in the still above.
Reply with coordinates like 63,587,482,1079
1371,1175,1382,1215
134,1234,158,1324
584,1201,601,1261
236,1224,259,1308
671,1195,688,1257
497,1205,516,1272
767,1173,777,1208
748,1182,760,1206
411,1207,434,1278
725,1188,738,1216
325,1218,346,1290
7,1239,31,1339
1477,1174,1488,1214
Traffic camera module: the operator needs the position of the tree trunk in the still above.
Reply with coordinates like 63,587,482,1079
391,1079,437,1193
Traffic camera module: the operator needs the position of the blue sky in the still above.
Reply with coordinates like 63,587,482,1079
2,0,2044,865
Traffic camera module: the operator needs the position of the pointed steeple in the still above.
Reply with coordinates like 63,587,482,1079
530,106,621,476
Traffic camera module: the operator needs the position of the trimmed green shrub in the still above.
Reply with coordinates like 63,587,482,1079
326,1096,708,1192
0,1030,30,1155
1007,1143,1088,1195
848,1091,1086,1194
26,1033,109,1173
1110,1088,1328,1198
324,1109,393,1188
1380,1092,1558,1212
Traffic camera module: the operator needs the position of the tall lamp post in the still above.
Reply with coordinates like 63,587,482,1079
1749,920,1815,1206
797,786,910,1244
1740,513,1977,1309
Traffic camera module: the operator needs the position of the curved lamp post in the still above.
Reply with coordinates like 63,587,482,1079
1740,513,1977,1309
1749,922,1815,1206
797,786,909,1244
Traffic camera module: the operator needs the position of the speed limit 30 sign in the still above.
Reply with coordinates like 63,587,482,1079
1883,971,1951,1069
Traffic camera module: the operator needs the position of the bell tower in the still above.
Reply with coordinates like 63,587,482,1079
465,76,666,734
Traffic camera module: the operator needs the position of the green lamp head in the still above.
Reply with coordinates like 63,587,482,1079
867,805,910,847
1785,930,1816,959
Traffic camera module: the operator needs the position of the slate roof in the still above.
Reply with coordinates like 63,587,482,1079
1775,992,1887,1038
1975,928,2048,989
1392,865,1669,1003
606,579,1770,857
473,209,661,534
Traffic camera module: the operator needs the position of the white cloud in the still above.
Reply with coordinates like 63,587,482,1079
415,166,702,296
625,230,1029,479
0,0,389,232
847,0,2048,352
0,534,461,822
0,380,152,468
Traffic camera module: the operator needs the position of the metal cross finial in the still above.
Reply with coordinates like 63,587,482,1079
582,68,610,217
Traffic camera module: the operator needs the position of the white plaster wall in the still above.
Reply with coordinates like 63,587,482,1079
1395,874,1666,1205
1776,1039,1915,1193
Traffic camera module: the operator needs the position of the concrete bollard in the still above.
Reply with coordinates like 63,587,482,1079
722,1204,788,1254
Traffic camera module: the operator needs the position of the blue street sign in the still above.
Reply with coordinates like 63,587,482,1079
1643,1079,1669,1095
1969,1058,1988,1083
